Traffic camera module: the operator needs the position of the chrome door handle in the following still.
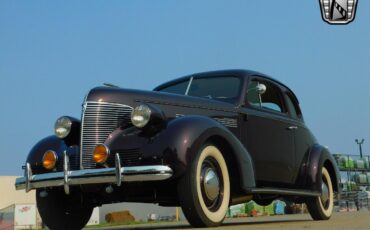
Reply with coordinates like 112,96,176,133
287,126,298,130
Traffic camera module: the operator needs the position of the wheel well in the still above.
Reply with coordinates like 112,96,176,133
206,135,243,196
324,160,339,192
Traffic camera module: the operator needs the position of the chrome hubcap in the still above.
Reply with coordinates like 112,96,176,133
203,168,220,201
200,157,223,211
320,180,329,207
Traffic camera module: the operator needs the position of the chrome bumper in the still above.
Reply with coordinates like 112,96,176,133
15,152,173,194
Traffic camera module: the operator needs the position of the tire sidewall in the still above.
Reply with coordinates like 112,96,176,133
306,166,334,220
193,145,230,224
319,167,334,217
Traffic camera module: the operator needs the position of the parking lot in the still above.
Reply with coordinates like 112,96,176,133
87,211,370,230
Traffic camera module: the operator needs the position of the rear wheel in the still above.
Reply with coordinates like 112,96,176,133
178,145,230,227
36,188,93,230
306,167,334,220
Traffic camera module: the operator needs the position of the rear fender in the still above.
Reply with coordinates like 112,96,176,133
302,144,340,193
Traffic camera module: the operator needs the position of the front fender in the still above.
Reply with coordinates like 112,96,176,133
26,136,80,174
105,115,256,191
303,144,340,193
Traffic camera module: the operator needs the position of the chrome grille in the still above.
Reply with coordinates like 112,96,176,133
80,101,133,169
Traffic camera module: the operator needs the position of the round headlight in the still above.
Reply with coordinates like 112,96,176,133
131,104,151,128
54,116,72,139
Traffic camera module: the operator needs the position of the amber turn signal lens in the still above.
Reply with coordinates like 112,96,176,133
42,150,58,170
93,144,110,164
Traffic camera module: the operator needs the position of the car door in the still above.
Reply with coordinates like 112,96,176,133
283,90,317,185
240,77,296,187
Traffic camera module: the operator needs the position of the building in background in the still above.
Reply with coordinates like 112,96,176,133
0,176,41,229
0,176,35,209
0,204,38,230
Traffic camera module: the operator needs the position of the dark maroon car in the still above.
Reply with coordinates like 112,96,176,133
15,70,339,229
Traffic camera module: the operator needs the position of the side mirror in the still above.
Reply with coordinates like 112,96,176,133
256,83,267,95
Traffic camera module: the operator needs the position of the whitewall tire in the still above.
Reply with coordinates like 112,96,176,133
306,167,334,220
178,145,230,227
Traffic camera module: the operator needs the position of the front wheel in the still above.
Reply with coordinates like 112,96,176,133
36,188,94,230
178,145,230,227
306,167,334,220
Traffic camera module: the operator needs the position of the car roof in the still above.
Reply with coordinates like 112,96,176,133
154,69,300,104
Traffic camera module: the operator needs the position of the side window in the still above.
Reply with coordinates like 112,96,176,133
158,80,189,94
188,77,240,99
285,93,302,119
247,79,286,113
246,80,260,106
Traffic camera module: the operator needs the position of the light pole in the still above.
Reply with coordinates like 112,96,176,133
355,139,365,158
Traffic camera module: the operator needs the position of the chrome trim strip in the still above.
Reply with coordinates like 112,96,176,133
15,165,173,191
80,99,87,169
84,101,134,108
185,76,193,96
214,117,238,128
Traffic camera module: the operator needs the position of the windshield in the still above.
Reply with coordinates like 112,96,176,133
157,76,242,103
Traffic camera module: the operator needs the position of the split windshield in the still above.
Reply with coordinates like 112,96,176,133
157,76,242,104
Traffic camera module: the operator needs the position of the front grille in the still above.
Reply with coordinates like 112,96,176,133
107,149,142,167
80,101,133,169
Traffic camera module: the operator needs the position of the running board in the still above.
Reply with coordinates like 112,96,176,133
249,188,320,197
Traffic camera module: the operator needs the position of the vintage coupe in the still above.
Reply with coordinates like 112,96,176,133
15,70,339,229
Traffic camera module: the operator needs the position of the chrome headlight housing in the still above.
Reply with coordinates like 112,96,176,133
131,104,152,128
54,116,73,139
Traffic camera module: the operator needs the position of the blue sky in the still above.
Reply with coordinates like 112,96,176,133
0,0,369,175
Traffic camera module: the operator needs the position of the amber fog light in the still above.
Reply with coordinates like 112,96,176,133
93,144,110,164
42,150,58,170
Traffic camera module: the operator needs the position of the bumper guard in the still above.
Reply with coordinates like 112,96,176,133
15,152,173,194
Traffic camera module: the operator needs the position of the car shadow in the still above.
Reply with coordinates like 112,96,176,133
106,217,312,230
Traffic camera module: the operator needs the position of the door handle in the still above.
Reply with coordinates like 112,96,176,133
287,126,298,130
